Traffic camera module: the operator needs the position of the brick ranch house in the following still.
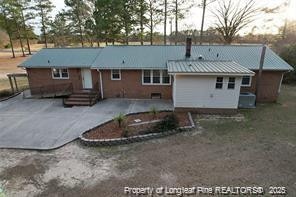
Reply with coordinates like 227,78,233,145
19,41,293,111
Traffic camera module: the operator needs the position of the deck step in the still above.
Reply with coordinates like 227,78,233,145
66,97,96,102
64,100,96,106
64,90,98,107
69,94,96,98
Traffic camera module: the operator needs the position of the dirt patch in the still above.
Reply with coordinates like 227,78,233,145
83,112,191,140
0,54,28,79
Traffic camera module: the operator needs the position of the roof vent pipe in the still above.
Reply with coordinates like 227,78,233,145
185,38,192,58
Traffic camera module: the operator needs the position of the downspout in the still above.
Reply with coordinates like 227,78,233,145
255,45,266,103
97,69,104,99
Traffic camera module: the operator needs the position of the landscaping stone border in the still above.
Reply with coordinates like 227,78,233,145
79,111,195,146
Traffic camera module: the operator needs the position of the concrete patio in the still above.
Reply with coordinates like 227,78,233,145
0,94,173,150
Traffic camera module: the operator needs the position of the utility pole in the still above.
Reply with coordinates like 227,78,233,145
175,0,178,45
164,0,167,45
200,0,206,45
170,18,173,45
255,45,267,102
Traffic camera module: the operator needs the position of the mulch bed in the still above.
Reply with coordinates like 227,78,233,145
83,112,191,140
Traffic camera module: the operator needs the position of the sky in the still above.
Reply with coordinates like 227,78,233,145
45,0,296,36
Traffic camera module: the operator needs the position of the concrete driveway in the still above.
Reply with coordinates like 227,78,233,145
0,95,173,150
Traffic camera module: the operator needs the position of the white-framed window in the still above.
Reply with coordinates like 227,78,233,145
228,77,236,89
241,76,252,87
162,70,170,84
142,70,171,85
143,70,151,83
111,69,121,80
215,77,223,89
52,68,69,79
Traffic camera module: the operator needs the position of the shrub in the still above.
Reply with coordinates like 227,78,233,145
113,112,126,128
154,113,179,133
0,89,13,98
122,128,129,138
149,106,159,119
4,44,10,49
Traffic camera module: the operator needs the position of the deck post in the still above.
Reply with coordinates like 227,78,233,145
8,76,15,93
13,76,19,92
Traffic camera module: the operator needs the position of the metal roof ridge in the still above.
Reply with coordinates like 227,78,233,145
167,60,234,62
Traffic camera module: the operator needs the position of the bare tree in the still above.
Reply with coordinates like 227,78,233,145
199,0,216,44
212,0,259,44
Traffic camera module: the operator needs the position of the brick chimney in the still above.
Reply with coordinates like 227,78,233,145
185,38,192,58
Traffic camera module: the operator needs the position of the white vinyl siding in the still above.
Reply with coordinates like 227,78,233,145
173,75,242,109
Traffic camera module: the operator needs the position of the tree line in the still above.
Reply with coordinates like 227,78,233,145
0,0,291,58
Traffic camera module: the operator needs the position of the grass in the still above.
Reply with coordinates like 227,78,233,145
198,84,296,144
0,77,29,98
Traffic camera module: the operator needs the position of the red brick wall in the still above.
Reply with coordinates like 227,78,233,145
26,68,83,91
97,70,172,99
26,68,284,102
241,71,284,102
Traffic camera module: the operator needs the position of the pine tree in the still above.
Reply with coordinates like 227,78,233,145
33,0,54,48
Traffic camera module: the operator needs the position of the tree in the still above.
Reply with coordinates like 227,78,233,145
2,0,26,56
146,0,162,45
199,0,216,44
84,18,95,47
0,1,15,58
16,0,34,55
171,0,192,44
135,0,148,45
33,0,54,48
280,45,296,83
64,0,92,47
119,0,138,45
212,0,259,44
93,0,121,45
49,12,71,47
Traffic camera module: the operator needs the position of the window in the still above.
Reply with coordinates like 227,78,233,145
215,77,223,89
52,68,69,79
241,76,251,87
111,69,121,80
142,70,171,85
153,70,160,83
228,77,236,89
162,70,170,84
61,69,69,78
143,70,151,83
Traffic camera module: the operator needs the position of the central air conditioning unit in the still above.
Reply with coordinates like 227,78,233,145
238,92,256,108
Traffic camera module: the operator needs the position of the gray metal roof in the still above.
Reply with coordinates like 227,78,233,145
20,48,103,68
167,60,255,75
92,45,293,71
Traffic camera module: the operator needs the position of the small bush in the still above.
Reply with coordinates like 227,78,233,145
122,128,129,138
154,113,179,133
113,112,126,128
149,106,159,119
4,44,10,49
0,89,13,98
